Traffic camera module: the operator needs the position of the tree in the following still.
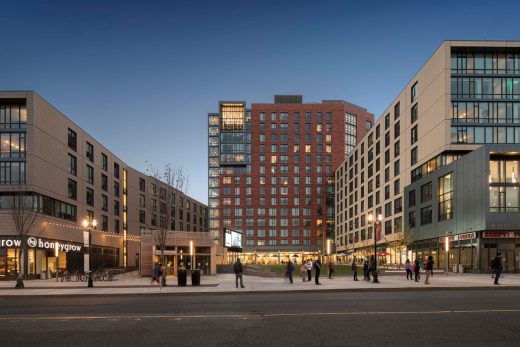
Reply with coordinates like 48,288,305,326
146,162,190,265
388,231,414,269
8,188,41,277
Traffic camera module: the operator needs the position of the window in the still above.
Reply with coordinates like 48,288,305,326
489,160,520,212
385,220,392,235
394,197,402,213
86,188,94,206
421,182,432,203
102,194,108,211
394,160,400,176
114,181,120,197
408,189,416,207
394,102,400,120
394,140,400,157
68,154,77,176
101,174,108,191
87,165,94,184
411,147,418,165
114,200,120,216
139,210,146,224
385,202,392,217
394,121,400,139
411,104,418,123
411,82,418,102
68,128,77,151
102,215,108,231
101,153,108,171
394,179,400,194
420,206,432,225
409,211,416,228
385,114,390,130
86,142,94,162
438,173,454,221
114,162,120,179
0,161,26,184
411,126,418,145
0,133,26,158
68,179,77,199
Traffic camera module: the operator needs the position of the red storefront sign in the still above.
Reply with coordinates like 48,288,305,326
482,231,520,239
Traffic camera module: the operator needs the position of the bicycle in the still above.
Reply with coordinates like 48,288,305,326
60,271,72,282
75,271,87,282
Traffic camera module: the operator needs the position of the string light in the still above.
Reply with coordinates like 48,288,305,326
43,221,141,242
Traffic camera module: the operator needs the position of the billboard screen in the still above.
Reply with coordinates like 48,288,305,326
224,228,242,250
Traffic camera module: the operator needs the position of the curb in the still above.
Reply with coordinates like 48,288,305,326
0,285,517,299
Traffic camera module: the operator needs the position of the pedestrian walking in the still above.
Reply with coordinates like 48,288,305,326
160,263,167,287
314,258,322,285
363,259,370,281
328,260,335,279
233,258,245,288
368,255,375,278
424,255,434,284
405,259,413,280
351,259,358,281
306,259,313,282
300,262,307,282
491,253,503,285
152,263,160,284
413,258,420,282
286,260,294,284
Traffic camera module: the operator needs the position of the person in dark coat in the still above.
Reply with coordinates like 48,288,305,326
424,255,434,284
351,259,358,281
234,258,245,288
413,258,420,282
491,253,503,285
314,258,322,285
286,260,294,284
363,259,370,281
152,263,160,284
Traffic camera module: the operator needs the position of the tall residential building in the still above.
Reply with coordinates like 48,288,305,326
335,40,520,272
208,96,373,263
0,91,208,279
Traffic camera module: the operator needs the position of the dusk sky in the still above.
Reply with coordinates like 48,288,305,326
1,0,519,203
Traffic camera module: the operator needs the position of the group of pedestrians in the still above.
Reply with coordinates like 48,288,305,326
151,263,167,287
297,258,324,285
404,256,434,284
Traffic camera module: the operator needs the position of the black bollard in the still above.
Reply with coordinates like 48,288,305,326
87,272,93,288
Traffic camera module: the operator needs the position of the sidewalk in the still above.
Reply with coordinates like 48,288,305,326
0,271,518,297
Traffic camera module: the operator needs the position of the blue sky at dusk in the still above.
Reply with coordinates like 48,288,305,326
1,0,519,202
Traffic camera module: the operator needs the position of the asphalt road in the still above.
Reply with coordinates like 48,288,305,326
1,289,519,347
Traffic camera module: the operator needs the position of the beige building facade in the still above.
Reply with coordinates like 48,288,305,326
0,91,208,279
335,41,520,266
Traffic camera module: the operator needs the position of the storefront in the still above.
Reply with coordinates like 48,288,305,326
239,251,321,265
409,231,520,273
0,236,84,280
140,230,217,277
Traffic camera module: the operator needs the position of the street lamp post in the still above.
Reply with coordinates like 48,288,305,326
368,213,383,283
445,231,452,276
82,219,97,277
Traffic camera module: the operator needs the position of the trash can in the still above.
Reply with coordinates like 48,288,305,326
191,269,201,286
177,269,187,286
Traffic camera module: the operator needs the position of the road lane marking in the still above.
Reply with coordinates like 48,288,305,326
1,309,520,321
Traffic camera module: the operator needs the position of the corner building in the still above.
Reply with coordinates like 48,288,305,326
209,96,373,263
0,91,208,279
335,40,520,272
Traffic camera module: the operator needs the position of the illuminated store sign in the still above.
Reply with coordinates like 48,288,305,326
0,237,82,252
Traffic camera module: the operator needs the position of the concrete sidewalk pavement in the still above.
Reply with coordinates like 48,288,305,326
0,271,518,297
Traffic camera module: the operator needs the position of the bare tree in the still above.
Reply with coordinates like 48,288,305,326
8,187,40,277
146,162,190,265
389,231,414,269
